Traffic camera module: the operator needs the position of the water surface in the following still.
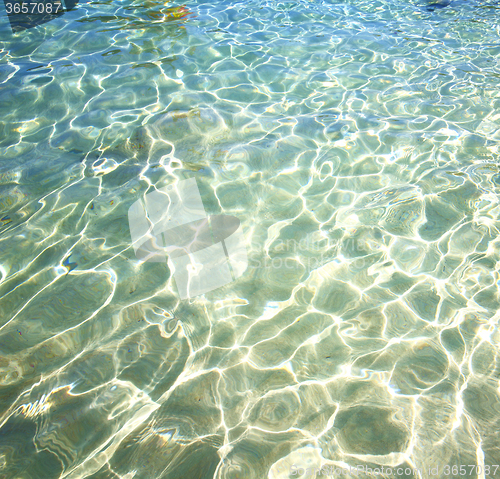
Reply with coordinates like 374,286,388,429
1,0,500,477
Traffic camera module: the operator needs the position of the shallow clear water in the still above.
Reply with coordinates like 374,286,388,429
1,0,500,477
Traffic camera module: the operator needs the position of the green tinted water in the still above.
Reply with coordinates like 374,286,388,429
1,0,500,477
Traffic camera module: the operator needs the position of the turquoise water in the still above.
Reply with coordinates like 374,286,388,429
1,0,500,477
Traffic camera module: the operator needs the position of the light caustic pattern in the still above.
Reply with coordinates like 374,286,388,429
0,0,500,477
